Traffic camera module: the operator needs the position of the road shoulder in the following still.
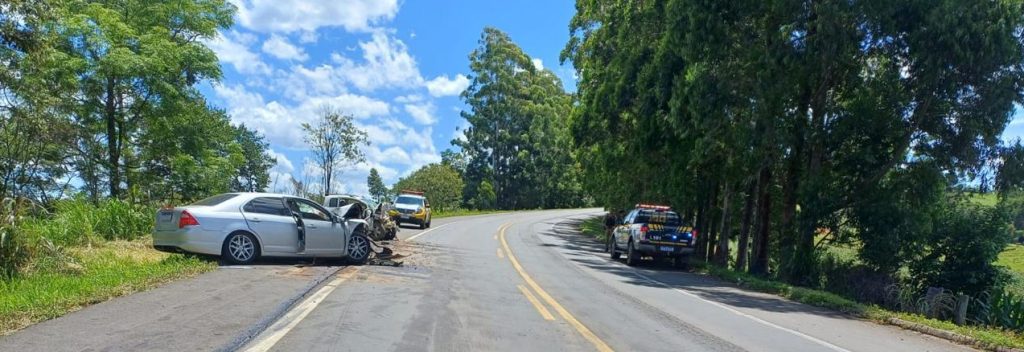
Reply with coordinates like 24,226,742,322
0,264,342,352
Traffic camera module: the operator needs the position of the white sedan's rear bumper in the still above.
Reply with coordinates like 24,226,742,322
153,227,224,256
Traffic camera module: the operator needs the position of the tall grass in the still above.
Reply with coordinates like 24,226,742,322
19,198,153,247
0,199,33,279
0,198,214,335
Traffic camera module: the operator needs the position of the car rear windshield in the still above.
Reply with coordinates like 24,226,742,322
190,193,238,206
395,196,424,206
635,210,682,226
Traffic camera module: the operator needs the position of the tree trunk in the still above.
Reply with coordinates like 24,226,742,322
105,77,121,199
715,181,733,266
704,181,720,261
694,183,709,262
750,166,772,275
736,179,757,272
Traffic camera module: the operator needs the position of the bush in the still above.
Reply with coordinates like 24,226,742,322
0,199,34,279
819,253,896,305
911,203,1014,297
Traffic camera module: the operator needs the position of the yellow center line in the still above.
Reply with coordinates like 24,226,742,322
517,285,556,321
499,222,615,352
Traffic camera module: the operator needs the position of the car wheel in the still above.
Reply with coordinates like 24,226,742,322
223,232,258,265
419,220,426,229
610,235,621,260
626,240,640,266
347,233,371,265
426,218,431,228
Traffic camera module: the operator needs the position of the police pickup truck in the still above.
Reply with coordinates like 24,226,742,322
610,204,697,267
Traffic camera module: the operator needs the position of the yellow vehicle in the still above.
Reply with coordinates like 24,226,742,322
388,190,431,229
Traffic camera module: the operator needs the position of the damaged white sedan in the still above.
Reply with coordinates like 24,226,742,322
153,192,371,265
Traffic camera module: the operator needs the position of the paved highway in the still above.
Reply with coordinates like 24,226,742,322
0,209,975,351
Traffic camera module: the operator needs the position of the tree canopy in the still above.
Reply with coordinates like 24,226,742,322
456,27,585,210
564,0,1024,290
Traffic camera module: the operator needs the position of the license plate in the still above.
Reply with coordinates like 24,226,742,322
400,214,409,219
158,212,173,223
659,246,674,252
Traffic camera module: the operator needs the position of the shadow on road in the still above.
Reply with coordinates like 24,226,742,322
535,217,850,319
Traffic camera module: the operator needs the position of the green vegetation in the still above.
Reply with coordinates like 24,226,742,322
970,193,1001,208
0,241,215,335
452,28,586,210
579,217,608,241
367,168,389,203
393,164,465,212
433,209,508,219
0,198,215,335
564,0,1024,333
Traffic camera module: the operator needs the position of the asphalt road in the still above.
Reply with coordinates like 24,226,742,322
0,209,976,352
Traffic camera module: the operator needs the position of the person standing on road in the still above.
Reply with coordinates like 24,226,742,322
604,210,617,252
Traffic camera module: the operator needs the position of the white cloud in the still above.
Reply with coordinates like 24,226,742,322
425,74,470,97
230,0,399,33
277,64,346,101
302,94,391,119
367,146,412,166
261,34,308,61
330,32,423,91
531,58,544,71
299,30,318,43
404,102,436,125
267,149,295,173
213,84,390,149
394,94,423,104
206,30,271,75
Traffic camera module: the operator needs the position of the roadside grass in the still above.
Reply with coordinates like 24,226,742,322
0,240,216,335
577,215,1024,350
999,244,1024,275
968,192,1000,208
433,209,508,219
579,216,607,241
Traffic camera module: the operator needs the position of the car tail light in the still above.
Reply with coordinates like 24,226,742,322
691,229,699,240
640,225,649,234
179,210,199,228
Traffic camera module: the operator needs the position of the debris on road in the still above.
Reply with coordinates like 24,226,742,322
368,240,404,267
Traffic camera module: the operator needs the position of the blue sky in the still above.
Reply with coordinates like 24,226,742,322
202,0,577,195
202,0,1024,195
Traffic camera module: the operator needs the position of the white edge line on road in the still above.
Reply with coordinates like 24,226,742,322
543,217,852,352
242,268,360,352
405,222,453,242
628,269,851,352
